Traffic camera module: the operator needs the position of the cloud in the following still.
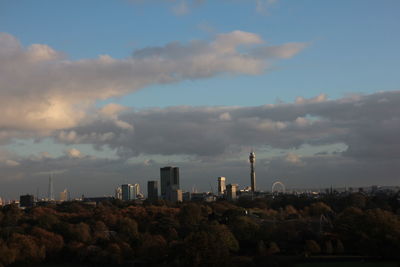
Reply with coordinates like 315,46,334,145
172,0,189,15
2,91,400,198
251,42,310,59
65,148,83,158
53,91,400,163
255,0,278,14
284,152,303,165
5,160,20,167
0,32,306,142
128,0,278,16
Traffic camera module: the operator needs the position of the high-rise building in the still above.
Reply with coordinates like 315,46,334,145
121,183,140,200
226,184,238,201
170,189,183,202
20,194,34,208
147,181,158,201
132,184,140,199
249,152,256,192
115,186,122,200
218,177,226,196
121,184,134,201
160,166,180,200
0,197,3,206
60,189,69,202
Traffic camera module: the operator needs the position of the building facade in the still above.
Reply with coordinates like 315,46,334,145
147,181,158,201
121,184,134,201
226,184,238,201
59,189,69,202
160,166,180,200
218,176,226,196
170,189,183,202
115,186,122,200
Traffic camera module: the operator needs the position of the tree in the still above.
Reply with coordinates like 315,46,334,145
179,203,203,226
0,239,17,266
137,234,167,263
31,227,64,255
267,241,280,255
308,202,333,216
210,223,239,252
305,240,321,255
179,231,231,267
69,222,91,243
9,233,45,264
117,217,139,244
230,216,260,243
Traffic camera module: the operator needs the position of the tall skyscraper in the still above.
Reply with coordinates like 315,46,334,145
160,166,180,200
226,184,238,201
147,181,158,201
132,184,140,199
121,184,134,201
218,177,226,196
249,152,256,192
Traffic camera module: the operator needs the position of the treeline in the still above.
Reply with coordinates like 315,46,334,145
0,192,400,266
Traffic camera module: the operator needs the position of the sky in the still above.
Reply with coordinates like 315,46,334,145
0,0,399,199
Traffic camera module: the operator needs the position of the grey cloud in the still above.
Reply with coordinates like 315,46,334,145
54,91,400,162
3,91,400,199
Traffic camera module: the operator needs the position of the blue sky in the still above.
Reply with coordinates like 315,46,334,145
0,0,400,198
2,0,399,107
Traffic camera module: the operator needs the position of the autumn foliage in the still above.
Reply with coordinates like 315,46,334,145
0,192,399,266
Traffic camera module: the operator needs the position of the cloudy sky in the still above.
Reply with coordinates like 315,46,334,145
1,0,399,199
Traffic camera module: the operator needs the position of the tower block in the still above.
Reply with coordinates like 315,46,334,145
249,152,256,192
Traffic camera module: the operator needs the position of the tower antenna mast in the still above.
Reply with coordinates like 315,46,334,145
249,151,256,192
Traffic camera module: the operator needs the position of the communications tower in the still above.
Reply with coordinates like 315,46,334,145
249,152,256,192
48,174,54,201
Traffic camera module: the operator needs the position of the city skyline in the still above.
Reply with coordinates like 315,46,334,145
1,1,400,199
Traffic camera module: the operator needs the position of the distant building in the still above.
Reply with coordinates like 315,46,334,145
147,181,158,201
59,189,69,202
121,184,134,201
191,192,216,202
121,183,141,200
226,184,238,201
20,194,35,208
182,191,191,201
170,189,183,202
132,183,140,199
83,196,114,204
218,177,226,196
0,197,3,206
115,186,122,200
160,166,180,200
